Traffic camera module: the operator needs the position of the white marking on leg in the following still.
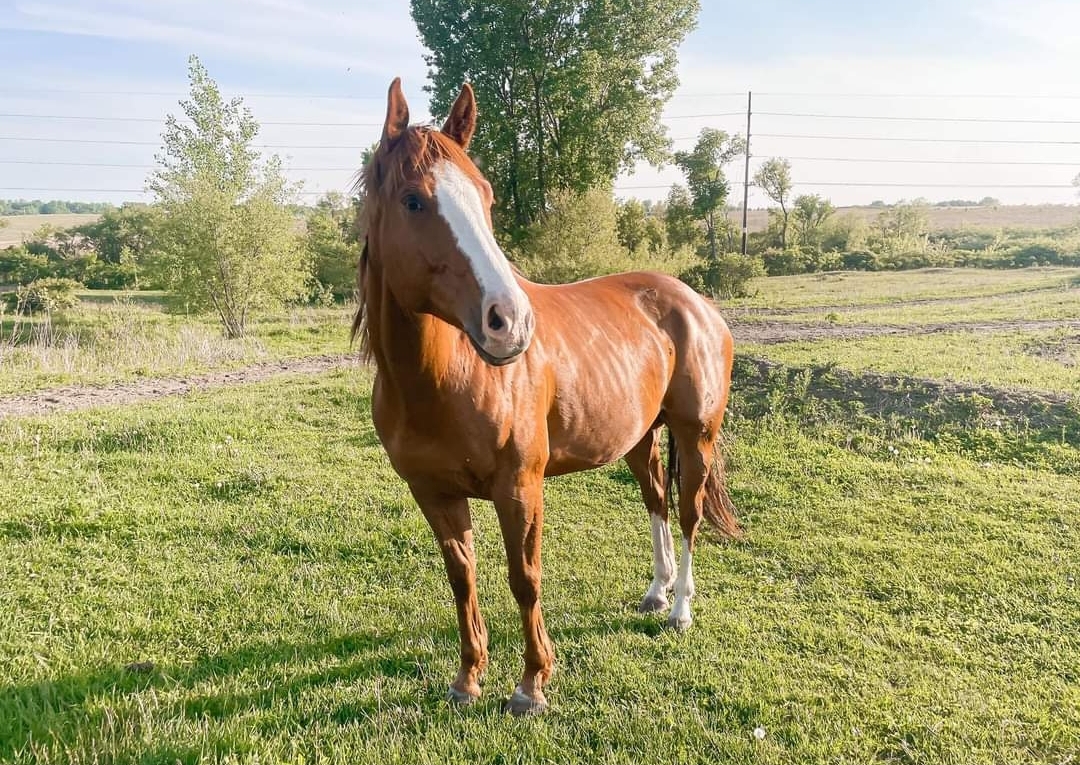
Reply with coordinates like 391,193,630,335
669,538,695,629
644,514,676,605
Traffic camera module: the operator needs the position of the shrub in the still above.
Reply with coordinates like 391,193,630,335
83,261,141,290
513,188,627,284
2,277,81,314
0,246,54,284
678,253,764,300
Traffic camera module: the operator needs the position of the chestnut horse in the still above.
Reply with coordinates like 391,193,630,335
355,78,739,715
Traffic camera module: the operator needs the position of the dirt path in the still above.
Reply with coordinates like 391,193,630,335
732,318,1080,345
0,354,360,418
2,316,1078,417
727,282,1078,317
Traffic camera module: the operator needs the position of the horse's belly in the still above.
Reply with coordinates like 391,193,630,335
545,381,665,475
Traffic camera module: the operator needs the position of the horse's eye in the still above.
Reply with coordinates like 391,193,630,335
403,194,423,212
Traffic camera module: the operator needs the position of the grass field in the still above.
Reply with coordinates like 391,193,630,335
0,215,101,248
0,292,352,395
734,203,1080,234
1,270,1079,763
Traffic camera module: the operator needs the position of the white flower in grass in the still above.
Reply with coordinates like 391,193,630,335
753,726,766,741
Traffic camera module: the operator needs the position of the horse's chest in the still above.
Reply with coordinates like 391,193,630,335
371,381,498,496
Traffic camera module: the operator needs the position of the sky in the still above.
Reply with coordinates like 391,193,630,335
1,0,1079,208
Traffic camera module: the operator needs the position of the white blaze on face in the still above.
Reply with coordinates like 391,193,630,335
432,159,520,302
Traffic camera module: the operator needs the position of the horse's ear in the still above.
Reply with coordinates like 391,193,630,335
442,83,476,149
381,77,410,150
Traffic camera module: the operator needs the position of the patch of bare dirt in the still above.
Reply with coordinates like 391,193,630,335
1021,333,1080,368
734,356,1080,440
0,354,359,418
727,283,1076,317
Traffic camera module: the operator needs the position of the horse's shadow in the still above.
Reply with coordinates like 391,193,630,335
1,610,666,757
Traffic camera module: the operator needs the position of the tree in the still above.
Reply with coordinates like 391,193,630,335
1074,172,1080,195
664,185,699,251
673,128,745,259
75,205,162,267
411,0,699,237
149,56,308,338
514,187,625,284
791,194,835,251
306,192,363,301
616,199,648,254
754,158,793,249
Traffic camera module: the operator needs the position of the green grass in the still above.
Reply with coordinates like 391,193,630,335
743,329,1080,396
0,298,353,394
732,267,1080,310
1,365,1077,763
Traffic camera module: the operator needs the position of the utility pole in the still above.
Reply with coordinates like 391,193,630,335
740,90,752,256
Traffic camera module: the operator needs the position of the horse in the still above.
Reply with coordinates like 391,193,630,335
354,77,739,716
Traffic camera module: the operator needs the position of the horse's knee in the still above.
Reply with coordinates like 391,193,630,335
508,564,541,606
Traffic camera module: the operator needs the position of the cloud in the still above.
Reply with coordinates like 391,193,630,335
6,0,427,77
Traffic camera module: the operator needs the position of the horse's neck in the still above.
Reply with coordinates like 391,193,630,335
365,260,463,395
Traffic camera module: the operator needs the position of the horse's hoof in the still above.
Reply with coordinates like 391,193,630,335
638,594,669,613
666,613,692,632
502,687,548,716
447,685,480,706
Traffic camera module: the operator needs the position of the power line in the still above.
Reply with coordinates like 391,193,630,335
0,186,339,196
754,92,1080,100
782,156,1080,167
614,182,1077,190
758,111,1080,125
757,132,1080,146
0,113,382,127
0,136,370,149
664,112,745,120
0,159,360,171
0,87,386,100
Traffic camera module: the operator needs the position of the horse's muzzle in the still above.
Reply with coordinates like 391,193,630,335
472,292,534,365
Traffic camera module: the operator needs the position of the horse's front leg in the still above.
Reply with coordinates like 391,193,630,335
412,487,488,704
493,470,554,715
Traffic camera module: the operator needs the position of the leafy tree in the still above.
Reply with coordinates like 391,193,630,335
754,157,793,249
148,56,307,338
75,205,162,267
664,185,700,252
306,192,363,301
791,194,835,251
1074,172,1079,195
616,199,648,254
644,216,666,256
411,0,699,237
514,187,626,284
673,128,745,259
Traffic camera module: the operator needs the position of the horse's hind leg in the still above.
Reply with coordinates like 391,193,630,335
666,420,719,632
624,426,676,613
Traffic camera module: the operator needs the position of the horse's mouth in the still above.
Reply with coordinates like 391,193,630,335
466,332,527,367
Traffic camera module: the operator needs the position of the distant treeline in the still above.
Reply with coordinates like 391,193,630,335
0,199,116,215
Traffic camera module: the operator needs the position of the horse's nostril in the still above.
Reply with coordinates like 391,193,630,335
487,305,506,333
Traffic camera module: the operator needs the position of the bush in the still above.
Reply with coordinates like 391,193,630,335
514,188,627,284
761,247,813,276
83,261,140,290
678,254,764,299
0,246,55,284
2,277,81,314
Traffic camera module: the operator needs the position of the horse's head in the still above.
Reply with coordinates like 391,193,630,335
363,78,534,366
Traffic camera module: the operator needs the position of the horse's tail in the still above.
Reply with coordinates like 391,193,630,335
666,429,742,540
